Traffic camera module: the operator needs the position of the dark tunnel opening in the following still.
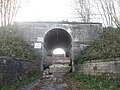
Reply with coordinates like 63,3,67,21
44,28,72,57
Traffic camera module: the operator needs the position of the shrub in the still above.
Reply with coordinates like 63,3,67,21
0,27,37,60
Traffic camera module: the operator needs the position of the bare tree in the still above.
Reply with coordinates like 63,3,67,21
0,0,21,26
72,0,92,22
112,0,120,28
94,0,120,28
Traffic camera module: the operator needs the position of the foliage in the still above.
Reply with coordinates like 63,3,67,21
76,28,120,64
1,71,42,90
69,72,120,90
0,28,37,60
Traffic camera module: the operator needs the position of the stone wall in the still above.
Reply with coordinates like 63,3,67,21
78,58,120,75
0,57,40,87
13,22,102,58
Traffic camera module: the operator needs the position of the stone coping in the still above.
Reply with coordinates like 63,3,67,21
0,56,35,62
84,57,120,63
14,21,102,25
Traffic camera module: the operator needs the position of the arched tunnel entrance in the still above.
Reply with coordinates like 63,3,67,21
43,28,73,70
44,28,72,57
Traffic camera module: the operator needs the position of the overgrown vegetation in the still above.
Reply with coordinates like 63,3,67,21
1,72,42,90
75,27,120,64
69,72,120,90
0,27,37,60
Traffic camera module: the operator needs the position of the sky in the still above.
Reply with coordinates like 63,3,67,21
53,48,65,55
15,0,105,22
15,0,120,26
15,0,73,22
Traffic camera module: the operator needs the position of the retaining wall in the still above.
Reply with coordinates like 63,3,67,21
0,57,40,87
78,58,120,75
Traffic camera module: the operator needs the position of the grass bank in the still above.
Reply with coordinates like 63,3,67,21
69,72,120,90
0,27,37,61
75,28,120,64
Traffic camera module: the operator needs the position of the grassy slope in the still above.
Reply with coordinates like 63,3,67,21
0,27,37,60
69,72,120,90
76,28,120,64
73,28,120,90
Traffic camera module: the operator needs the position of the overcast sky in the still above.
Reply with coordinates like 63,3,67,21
15,0,120,26
15,0,74,22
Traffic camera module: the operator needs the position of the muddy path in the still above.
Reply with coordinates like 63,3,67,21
17,72,88,90
17,57,88,90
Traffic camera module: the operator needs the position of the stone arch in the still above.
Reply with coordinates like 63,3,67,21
44,28,72,57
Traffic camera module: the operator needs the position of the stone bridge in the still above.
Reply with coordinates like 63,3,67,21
13,21,102,70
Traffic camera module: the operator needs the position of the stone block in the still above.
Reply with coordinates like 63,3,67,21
49,64,71,73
